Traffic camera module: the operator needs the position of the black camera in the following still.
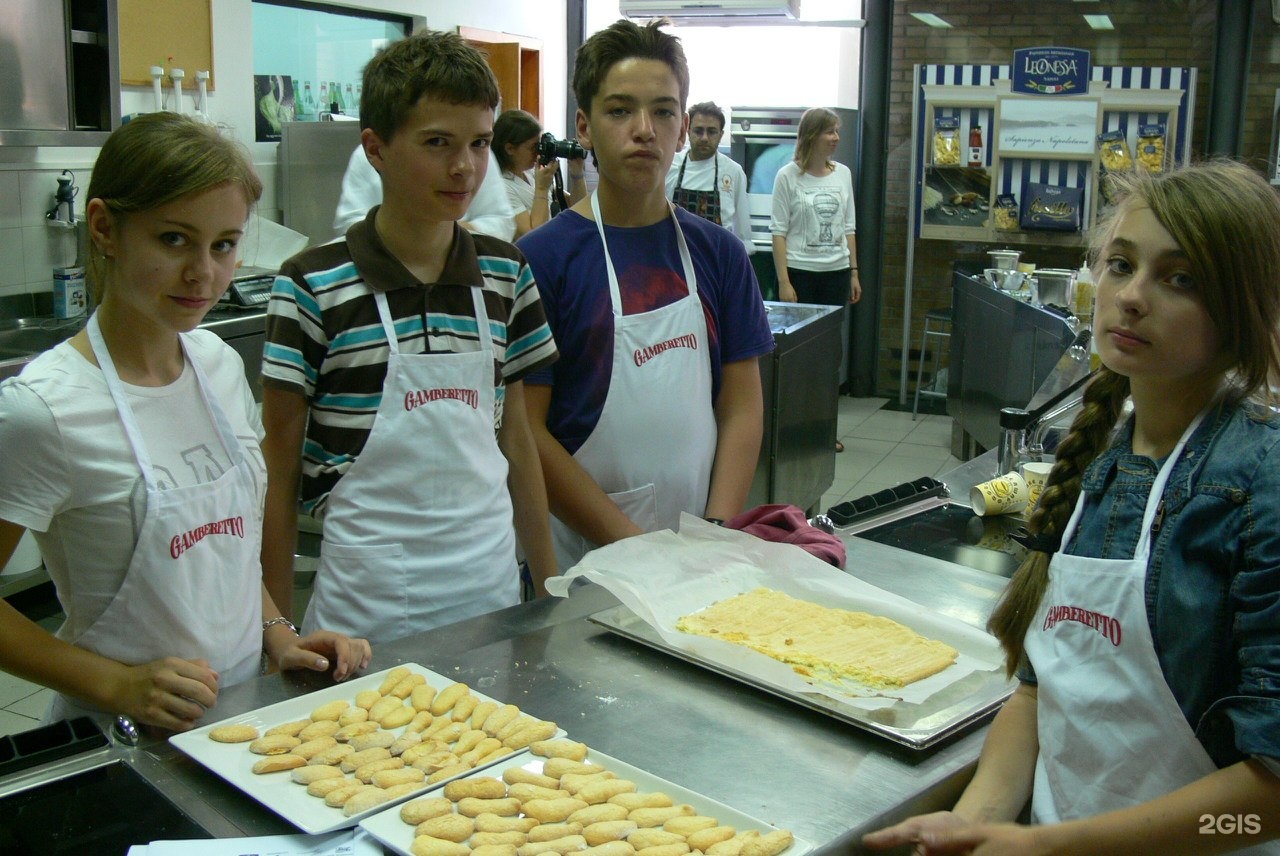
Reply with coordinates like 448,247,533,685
535,132,587,165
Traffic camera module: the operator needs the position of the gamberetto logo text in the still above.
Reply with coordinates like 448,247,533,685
634,333,698,367
170,516,246,558
1042,604,1122,646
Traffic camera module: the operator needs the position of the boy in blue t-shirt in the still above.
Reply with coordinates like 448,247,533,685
517,19,774,572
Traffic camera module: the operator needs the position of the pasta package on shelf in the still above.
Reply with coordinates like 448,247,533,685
993,194,1020,232
1097,130,1133,172
1019,183,1084,232
932,116,961,166
1136,123,1167,174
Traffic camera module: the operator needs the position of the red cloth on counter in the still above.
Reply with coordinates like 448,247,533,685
724,504,847,569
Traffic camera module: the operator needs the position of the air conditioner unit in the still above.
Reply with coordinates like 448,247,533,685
620,0,801,23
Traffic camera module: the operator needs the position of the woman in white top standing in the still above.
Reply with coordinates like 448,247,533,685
0,112,370,732
493,109,586,239
771,106,859,451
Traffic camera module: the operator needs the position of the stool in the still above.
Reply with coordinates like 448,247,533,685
912,308,952,421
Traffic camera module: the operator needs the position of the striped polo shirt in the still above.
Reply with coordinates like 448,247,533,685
262,208,557,516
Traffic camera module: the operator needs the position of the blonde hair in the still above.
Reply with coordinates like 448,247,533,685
793,107,839,170
989,160,1280,675
85,113,262,302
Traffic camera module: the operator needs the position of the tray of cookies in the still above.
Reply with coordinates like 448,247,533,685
169,663,564,835
359,738,809,856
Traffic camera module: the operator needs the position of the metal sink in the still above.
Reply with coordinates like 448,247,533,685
0,318,85,380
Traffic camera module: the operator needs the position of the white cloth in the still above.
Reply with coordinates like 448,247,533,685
1024,405,1280,853
502,169,538,216
0,332,265,643
301,288,519,643
332,146,516,241
665,152,755,254
769,160,856,272
550,193,717,572
46,315,263,721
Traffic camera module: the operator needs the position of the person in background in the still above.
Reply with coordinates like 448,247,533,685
517,19,773,573
865,160,1280,855
665,101,754,254
771,106,858,452
333,143,517,240
0,113,370,732
493,109,588,239
260,30,559,645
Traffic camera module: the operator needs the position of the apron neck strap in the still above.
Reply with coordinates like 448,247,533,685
590,191,698,314
374,287,492,355
86,312,243,487
1059,401,1216,560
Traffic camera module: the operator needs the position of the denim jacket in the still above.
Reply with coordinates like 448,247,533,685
1052,399,1280,769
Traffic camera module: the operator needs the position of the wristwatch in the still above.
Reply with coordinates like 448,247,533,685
262,616,298,635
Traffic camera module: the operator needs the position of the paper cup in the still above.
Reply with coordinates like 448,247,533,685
970,471,1030,516
1021,461,1053,512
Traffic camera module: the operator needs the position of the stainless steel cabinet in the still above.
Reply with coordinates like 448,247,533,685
0,0,120,145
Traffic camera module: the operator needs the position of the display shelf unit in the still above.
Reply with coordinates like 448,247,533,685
898,61,1196,406
916,79,1188,244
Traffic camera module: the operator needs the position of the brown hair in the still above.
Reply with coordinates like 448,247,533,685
573,18,690,115
84,112,262,302
493,109,543,175
793,107,839,169
360,29,499,144
989,160,1280,674
688,101,725,131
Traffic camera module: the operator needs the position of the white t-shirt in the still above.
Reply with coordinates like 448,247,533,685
665,151,755,254
770,160,857,272
333,145,516,240
502,169,537,215
0,331,266,640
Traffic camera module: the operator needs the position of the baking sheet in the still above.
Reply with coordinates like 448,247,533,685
360,746,813,856
170,664,563,835
590,604,1011,750
547,515,1003,709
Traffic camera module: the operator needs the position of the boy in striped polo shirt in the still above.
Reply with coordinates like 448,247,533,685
259,31,559,644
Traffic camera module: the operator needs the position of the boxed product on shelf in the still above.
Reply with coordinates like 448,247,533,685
1019,183,1084,232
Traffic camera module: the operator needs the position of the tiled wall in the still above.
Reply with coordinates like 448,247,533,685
0,162,94,317
0,152,281,320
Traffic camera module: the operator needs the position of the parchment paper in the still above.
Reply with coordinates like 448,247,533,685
547,514,1003,711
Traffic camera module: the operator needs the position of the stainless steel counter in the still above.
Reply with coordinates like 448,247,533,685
110,494,1009,853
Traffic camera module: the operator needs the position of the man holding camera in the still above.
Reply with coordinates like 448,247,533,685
665,102,755,254
516,19,773,573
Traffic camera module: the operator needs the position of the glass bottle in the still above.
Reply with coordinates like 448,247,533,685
299,81,316,121
967,123,983,168
332,81,344,113
318,82,329,114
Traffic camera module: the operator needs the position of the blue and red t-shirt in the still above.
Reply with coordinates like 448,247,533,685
517,207,774,454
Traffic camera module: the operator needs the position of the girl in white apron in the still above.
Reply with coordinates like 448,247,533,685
864,162,1280,853
0,114,369,734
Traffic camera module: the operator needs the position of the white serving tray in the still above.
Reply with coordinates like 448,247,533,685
170,663,562,835
360,746,812,856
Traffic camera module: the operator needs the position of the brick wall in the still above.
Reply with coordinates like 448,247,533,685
879,0,1222,399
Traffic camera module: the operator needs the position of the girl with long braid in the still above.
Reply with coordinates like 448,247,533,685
866,160,1280,854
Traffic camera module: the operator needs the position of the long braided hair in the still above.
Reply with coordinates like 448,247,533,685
988,160,1280,675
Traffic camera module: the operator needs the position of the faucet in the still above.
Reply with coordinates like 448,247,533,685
997,331,1097,475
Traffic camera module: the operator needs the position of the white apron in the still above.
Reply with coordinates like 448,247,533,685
1025,407,1280,854
47,314,262,722
550,194,717,570
302,288,518,644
